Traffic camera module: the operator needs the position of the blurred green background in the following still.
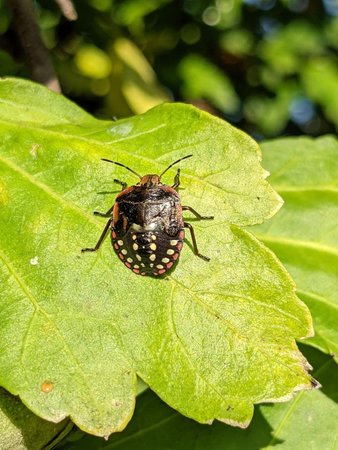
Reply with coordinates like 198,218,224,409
1,0,337,138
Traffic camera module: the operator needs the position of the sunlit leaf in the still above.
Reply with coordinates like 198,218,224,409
244,84,298,136
0,78,314,437
75,45,112,79
178,54,240,114
259,21,323,75
301,58,338,127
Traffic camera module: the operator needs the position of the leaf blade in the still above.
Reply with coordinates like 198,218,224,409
0,78,314,435
253,136,338,361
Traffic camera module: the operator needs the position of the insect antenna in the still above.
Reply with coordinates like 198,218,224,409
160,154,193,178
101,158,141,178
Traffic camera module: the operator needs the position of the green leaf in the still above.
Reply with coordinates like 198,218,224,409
57,347,338,450
260,346,338,449
258,21,324,75
244,83,299,136
301,58,338,127
0,78,314,437
109,37,171,114
178,54,240,114
253,136,338,361
0,388,70,450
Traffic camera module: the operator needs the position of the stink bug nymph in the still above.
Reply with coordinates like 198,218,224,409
82,155,214,276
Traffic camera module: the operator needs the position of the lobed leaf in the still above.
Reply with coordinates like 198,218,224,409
57,347,338,450
0,78,314,436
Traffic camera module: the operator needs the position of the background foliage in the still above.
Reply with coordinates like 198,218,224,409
1,0,338,137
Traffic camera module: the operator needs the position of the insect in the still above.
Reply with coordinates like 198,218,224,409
82,154,214,276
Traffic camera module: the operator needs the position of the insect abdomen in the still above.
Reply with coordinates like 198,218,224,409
112,227,185,276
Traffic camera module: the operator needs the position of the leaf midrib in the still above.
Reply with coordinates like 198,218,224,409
0,118,278,210
256,234,338,258
0,153,100,227
0,98,95,126
0,153,226,237
297,289,338,310
274,185,338,194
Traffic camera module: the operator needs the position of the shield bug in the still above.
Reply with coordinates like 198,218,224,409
82,155,214,276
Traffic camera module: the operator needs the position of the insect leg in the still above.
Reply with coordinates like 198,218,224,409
93,204,114,217
182,206,214,220
81,218,113,252
172,169,180,189
184,222,210,261
94,179,125,217
114,179,127,191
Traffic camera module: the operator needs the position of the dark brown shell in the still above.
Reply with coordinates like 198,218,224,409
111,184,184,276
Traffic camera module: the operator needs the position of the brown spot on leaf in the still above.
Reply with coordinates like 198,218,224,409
41,380,54,393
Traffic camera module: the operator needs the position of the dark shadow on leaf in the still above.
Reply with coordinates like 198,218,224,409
56,389,276,450
298,344,338,404
0,388,68,450
97,190,120,195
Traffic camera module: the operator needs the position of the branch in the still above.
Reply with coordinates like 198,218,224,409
54,0,78,21
7,0,61,93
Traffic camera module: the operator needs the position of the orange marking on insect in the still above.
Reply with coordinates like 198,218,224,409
178,230,185,240
122,215,128,232
113,203,119,224
153,272,159,276
114,243,119,250
177,242,183,251
133,268,140,274
118,253,124,260
125,262,131,268
112,230,117,239
158,269,166,275
116,185,135,199
166,262,174,269
173,253,179,260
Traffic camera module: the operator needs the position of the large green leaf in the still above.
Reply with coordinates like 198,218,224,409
0,78,314,437
57,347,338,450
253,136,338,361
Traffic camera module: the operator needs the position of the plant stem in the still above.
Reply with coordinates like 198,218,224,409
7,0,61,93
54,0,78,21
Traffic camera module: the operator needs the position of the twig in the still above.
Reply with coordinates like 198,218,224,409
54,0,78,21
7,0,61,93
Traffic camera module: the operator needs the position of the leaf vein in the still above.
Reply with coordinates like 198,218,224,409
0,154,99,227
0,249,102,405
169,291,232,406
256,234,338,258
